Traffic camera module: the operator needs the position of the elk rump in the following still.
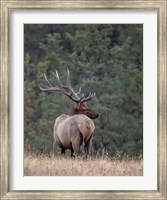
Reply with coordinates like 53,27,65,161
54,114,95,157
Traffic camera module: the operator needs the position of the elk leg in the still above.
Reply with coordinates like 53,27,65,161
61,146,65,155
70,122,83,157
72,142,81,156
71,132,83,157
85,136,93,156
70,148,74,157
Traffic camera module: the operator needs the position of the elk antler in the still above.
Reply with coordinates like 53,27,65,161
39,69,96,103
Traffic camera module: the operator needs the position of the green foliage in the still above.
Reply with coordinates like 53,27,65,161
24,24,143,157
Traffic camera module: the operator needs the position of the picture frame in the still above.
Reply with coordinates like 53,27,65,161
0,0,166,199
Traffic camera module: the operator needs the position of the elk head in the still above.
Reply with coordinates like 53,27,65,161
39,69,99,119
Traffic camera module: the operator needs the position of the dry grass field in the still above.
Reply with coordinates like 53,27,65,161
24,152,143,176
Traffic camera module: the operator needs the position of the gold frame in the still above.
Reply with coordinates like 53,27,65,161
0,0,166,199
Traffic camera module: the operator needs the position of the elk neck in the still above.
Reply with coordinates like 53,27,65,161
66,105,99,119
66,107,79,116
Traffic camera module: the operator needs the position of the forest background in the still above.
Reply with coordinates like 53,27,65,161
24,24,143,158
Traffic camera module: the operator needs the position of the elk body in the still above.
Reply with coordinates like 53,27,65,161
40,69,99,157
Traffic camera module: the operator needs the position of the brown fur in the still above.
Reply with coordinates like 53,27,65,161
54,102,98,157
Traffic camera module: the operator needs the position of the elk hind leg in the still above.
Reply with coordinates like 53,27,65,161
70,148,74,157
61,146,65,155
69,121,83,157
71,132,83,157
85,136,93,156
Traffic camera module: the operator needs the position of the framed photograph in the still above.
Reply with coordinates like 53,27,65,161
0,0,166,199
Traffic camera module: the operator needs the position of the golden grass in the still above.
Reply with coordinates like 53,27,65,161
24,153,143,176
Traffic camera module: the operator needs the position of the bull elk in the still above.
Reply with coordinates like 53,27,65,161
40,69,99,157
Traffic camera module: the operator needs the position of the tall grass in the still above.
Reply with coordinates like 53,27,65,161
24,151,143,176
